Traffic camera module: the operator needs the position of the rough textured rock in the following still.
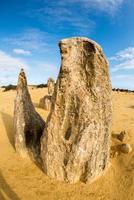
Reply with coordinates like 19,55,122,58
14,69,45,159
39,78,55,111
41,37,112,183
47,78,55,96
112,130,126,142
119,143,132,154
117,131,126,142
39,95,52,110
111,143,132,157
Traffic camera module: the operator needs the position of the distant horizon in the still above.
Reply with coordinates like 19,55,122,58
0,0,134,89
1,82,134,91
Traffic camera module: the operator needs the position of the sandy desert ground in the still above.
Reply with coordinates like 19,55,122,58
0,87,134,200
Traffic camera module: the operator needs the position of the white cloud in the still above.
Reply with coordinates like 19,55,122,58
24,0,124,38
27,61,60,84
33,6,95,35
57,0,124,14
87,0,124,13
0,49,59,86
0,50,28,71
29,0,124,36
110,47,134,72
0,50,28,85
112,74,134,79
3,28,49,52
109,46,134,89
111,74,134,89
110,47,134,61
13,48,31,55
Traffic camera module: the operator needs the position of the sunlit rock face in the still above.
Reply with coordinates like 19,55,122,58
39,95,52,111
14,69,45,159
41,37,112,183
39,78,55,111
47,78,55,96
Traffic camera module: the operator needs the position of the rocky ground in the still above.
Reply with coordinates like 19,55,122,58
0,87,134,200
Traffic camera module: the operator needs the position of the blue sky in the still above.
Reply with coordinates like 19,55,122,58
0,0,134,89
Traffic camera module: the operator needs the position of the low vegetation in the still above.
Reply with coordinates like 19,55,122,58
2,84,17,92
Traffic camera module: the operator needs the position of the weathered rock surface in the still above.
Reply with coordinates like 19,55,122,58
111,143,132,157
119,143,132,154
117,131,126,142
47,78,55,96
41,37,112,183
39,95,52,110
112,130,126,142
14,69,45,159
39,78,55,111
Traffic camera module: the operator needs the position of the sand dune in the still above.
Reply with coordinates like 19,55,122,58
0,88,134,200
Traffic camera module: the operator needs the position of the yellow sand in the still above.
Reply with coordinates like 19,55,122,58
0,88,134,200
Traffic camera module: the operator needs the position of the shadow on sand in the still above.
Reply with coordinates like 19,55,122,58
0,112,44,172
0,112,15,149
33,102,42,109
0,170,20,200
0,111,45,174
128,105,134,109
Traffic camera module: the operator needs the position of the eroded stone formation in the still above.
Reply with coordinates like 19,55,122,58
47,78,55,96
39,95,52,110
14,69,45,159
39,78,55,111
41,37,112,183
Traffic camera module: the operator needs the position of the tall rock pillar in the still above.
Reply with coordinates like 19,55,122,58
41,37,112,183
14,69,45,159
